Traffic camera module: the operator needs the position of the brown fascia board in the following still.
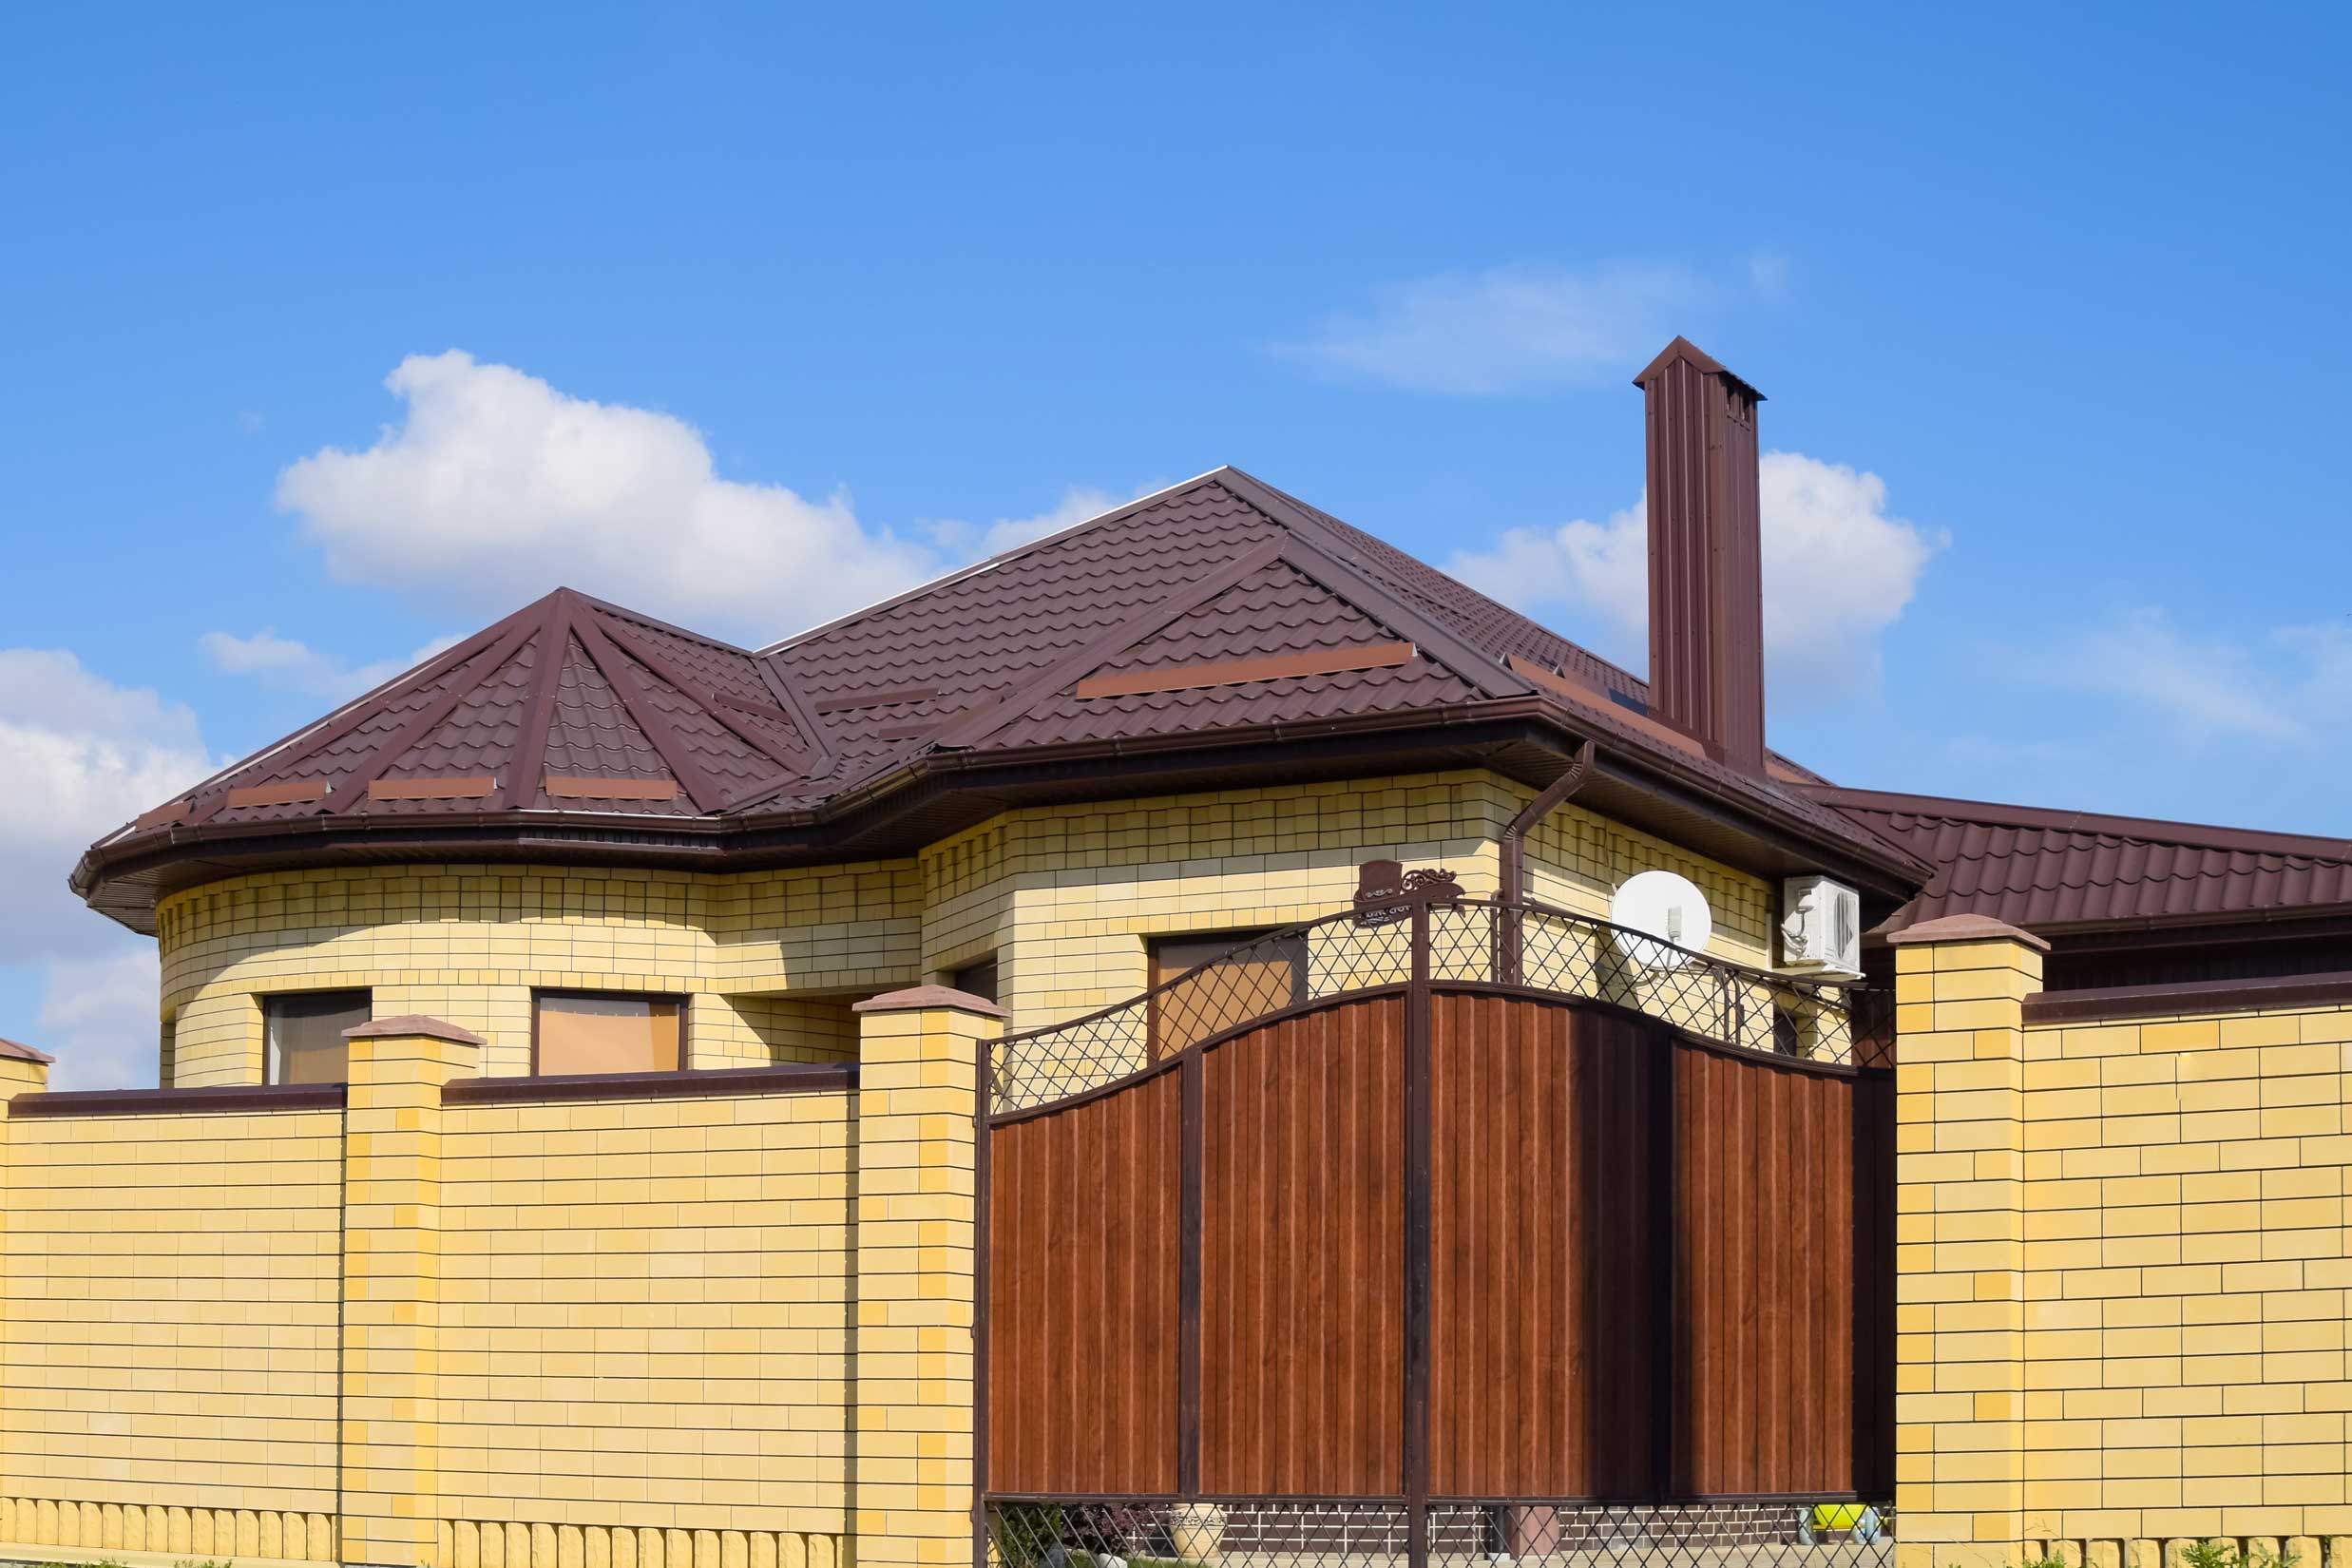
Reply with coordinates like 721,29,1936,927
1805,783,2352,863
76,692,1929,929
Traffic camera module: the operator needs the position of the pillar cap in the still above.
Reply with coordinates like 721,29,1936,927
1884,913,2050,951
343,1014,489,1046
0,1035,55,1064
853,985,1007,1019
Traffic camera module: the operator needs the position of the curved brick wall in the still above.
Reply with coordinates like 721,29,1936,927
150,771,1773,1087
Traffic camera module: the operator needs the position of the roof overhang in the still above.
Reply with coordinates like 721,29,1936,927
75,696,1928,933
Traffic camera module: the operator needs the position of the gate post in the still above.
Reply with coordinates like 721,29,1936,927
1403,900,1432,1568
851,987,1004,1568
1885,916,2046,1568
338,1015,484,1568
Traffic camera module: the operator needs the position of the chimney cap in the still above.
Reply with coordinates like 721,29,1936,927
1634,335,1765,403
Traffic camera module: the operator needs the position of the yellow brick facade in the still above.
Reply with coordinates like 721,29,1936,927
156,771,1775,1089
917,769,1774,1028
1899,919,2352,1567
159,861,927,1086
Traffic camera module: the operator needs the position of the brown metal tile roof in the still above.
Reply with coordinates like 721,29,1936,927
82,468,1930,925
1809,786,2352,935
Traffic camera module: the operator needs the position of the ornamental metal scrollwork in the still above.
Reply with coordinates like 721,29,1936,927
1352,859,1463,927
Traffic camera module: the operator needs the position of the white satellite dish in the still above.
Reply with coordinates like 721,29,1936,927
1610,870,1713,970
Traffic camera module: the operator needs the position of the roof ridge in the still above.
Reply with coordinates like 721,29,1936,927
1808,784,2352,863
756,468,1236,657
1209,468,1528,701
1225,466,1663,700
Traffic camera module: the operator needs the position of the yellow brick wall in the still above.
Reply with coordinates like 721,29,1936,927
918,770,1775,1030
158,861,923,1086
1900,920,2352,1565
152,774,1775,1084
0,1105,344,1540
2017,1000,2352,1547
436,1091,855,1543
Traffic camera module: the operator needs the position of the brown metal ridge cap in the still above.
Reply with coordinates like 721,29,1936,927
1883,913,2051,950
1207,467,1528,701
1634,335,1765,402
0,1036,55,1063
565,588,767,656
12,1082,347,1118
757,469,1237,657
2023,970,2352,1025
443,1061,856,1104
1231,465,1666,706
1802,783,2352,863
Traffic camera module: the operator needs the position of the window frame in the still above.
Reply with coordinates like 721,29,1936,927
1146,928,1310,1056
949,953,1000,1007
260,987,373,1085
528,987,693,1077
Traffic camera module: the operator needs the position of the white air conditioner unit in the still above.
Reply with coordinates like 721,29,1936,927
1781,875,1862,976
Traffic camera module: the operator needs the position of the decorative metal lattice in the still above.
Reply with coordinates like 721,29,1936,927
985,1498,1895,1568
988,895,1878,1117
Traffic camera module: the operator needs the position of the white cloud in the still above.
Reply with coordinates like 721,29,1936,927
1275,262,1709,395
2031,608,2352,746
277,351,946,645
1447,451,1946,702
34,945,161,1091
0,649,216,959
0,649,219,1091
200,628,462,700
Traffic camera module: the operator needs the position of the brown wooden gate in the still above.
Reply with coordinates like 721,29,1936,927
980,890,1893,1556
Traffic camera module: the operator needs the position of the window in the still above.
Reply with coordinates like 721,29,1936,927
264,990,370,1084
950,954,1000,1006
1149,932,1308,1055
534,990,685,1076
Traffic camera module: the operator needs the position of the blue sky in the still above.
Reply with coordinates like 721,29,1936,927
5,3,2349,1083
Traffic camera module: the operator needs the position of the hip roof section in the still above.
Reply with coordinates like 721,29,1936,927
77,468,1928,927
1811,785,2352,935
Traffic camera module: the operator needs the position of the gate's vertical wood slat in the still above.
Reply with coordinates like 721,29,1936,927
1551,1001,1579,1493
1375,997,1405,1493
1652,1019,1677,1500
1177,1051,1202,1497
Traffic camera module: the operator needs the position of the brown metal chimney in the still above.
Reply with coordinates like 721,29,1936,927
1635,335,1767,774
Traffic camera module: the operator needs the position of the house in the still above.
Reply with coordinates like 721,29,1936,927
6,338,2345,1568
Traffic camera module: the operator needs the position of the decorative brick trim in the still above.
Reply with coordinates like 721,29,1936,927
2022,967,2352,1023
10,1082,345,1118
442,1061,855,1104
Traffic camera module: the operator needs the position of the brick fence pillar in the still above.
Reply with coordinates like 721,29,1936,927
1887,915,2048,1568
0,1036,55,1506
851,986,1002,1568
339,1015,483,1568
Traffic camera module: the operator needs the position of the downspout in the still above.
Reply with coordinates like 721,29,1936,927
1497,738,1597,984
